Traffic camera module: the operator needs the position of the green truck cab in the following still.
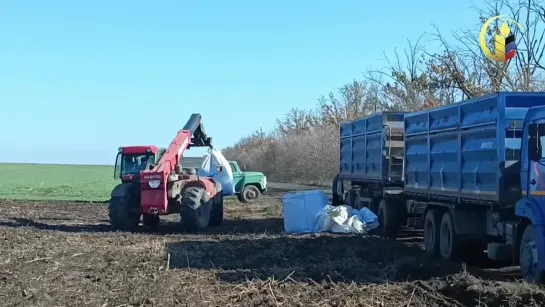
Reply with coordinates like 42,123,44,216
229,161,267,203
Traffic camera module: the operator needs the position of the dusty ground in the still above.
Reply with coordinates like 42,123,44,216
0,185,544,307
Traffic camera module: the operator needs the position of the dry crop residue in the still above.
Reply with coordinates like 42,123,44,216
0,186,544,306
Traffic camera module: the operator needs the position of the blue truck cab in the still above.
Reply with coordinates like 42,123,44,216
332,92,545,283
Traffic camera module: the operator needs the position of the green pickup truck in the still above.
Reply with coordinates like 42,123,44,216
180,157,267,203
228,160,267,203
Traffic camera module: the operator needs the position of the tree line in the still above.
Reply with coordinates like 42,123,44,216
222,0,545,185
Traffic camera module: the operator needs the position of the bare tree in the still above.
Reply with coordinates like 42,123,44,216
427,0,545,96
275,108,319,137
364,36,457,112
317,80,378,126
223,0,545,185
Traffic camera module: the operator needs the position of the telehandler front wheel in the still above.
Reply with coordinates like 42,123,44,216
180,187,211,232
108,197,141,232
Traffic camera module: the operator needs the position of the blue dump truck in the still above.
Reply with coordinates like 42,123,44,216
331,92,545,283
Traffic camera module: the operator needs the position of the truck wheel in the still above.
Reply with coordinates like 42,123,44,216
331,174,344,205
353,192,363,209
378,199,400,239
520,225,545,283
241,185,261,203
108,197,141,232
439,211,458,260
424,209,441,257
180,187,211,232
142,214,160,230
209,192,224,226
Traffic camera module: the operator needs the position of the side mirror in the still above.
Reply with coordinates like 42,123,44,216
243,164,247,171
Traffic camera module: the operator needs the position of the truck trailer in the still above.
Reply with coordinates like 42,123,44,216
331,92,545,283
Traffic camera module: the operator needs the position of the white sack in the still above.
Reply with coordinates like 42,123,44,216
314,204,380,234
331,215,366,233
197,149,235,196
314,205,334,233
329,205,366,234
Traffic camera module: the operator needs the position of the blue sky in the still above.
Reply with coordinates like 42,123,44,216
0,0,480,164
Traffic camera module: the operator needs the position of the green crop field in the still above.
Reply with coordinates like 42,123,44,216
0,163,117,202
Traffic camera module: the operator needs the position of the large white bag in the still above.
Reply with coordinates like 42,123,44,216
314,205,379,234
197,149,235,196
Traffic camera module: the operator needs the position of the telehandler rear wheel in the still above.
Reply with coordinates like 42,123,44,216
142,214,160,230
180,186,211,232
209,192,224,226
108,197,141,232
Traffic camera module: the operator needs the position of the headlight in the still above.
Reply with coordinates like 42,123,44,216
149,180,160,189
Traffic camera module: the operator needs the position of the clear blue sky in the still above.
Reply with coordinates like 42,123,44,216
0,0,480,164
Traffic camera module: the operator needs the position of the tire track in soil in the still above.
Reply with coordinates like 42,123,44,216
0,183,543,306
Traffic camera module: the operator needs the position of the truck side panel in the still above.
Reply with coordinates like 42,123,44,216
339,112,405,184
404,92,545,205
405,94,504,203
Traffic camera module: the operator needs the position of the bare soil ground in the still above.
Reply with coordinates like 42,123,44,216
0,184,544,306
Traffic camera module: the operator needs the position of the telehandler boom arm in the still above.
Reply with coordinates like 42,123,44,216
139,113,213,214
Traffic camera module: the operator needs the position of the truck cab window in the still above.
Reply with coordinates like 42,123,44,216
541,134,545,160
528,123,544,161
506,137,521,161
505,122,522,161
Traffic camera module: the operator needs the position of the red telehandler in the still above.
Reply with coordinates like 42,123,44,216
109,114,224,232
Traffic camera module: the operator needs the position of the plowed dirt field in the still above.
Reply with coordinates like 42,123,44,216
0,184,544,306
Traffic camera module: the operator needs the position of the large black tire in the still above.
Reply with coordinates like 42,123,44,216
439,211,458,260
520,224,545,284
180,186,211,232
377,199,401,239
142,214,160,230
331,174,344,206
108,196,141,232
424,209,442,257
209,193,224,226
241,185,261,203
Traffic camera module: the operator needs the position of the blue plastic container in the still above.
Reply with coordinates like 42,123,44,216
282,190,329,234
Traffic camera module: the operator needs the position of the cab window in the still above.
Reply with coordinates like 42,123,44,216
528,123,545,161
122,154,154,175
